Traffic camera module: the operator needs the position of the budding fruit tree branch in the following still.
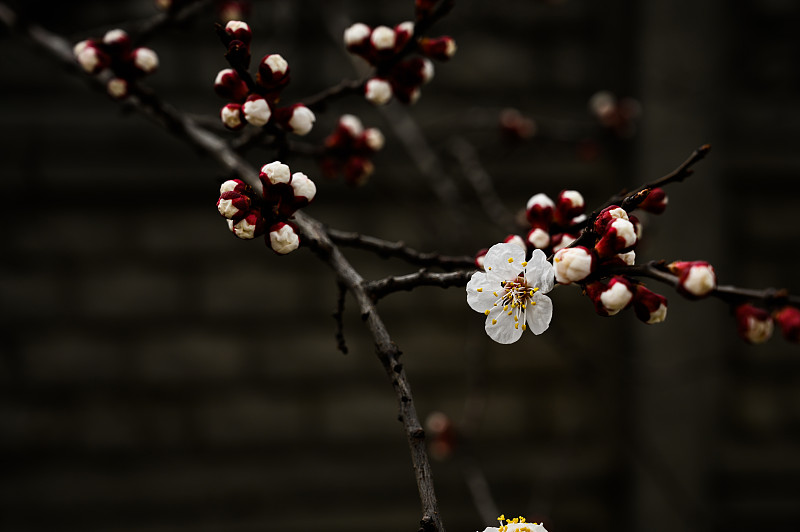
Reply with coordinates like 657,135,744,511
8,10,445,531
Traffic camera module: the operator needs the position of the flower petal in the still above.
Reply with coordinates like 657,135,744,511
466,271,500,313
527,248,555,293
483,242,526,281
526,294,553,335
485,303,524,344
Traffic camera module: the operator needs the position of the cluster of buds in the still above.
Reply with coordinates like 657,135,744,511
319,115,385,185
215,161,316,254
73,29,159,100
214,21,315,135
584,277,668,324
343,19,455,105
734,304,800,344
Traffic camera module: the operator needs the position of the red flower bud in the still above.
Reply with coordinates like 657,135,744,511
217,190,252,220
131,47,159,74
267,221,300,254
638,187,668,214
774,306,800,343
525,193,555,227
418,36,457,61
102,29,131,55
257,54,290,90
228,208,264,239
394,21,415,50
594,218,637,259
220,103,245,130
214,68,249,102
633,285,668,324
224,20,251,46
735,304,774,344
593,205,628,235
586,277,634,316
554,189,585,226
474,248,489,269
242,94,272,127
668,261,716,299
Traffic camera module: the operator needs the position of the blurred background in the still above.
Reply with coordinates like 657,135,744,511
2,0,800,531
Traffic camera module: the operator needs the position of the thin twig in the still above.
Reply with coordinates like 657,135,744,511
365,269,473,301
334,281,349,354
602,261,800,308
135,0,214,46
302,78,366,113
327,228,475,269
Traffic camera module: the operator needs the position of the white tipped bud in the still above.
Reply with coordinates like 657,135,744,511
527,228,550,249
288,105,315,136
261,161,291,184
133,47,159,73
553,246,594,284
527,193,555,211
421,58,435,84
365,78,393,105
243,97,271,127
370,25,396,50
264,54,289,76
106,77,128,99
290,172,316,202
344,22,371,47
269,223,300,254
363,128,385,151
339,114,363,136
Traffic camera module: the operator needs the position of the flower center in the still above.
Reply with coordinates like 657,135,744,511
486,274,540,330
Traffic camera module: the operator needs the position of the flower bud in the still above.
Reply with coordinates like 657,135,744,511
106,77,128,99
638,187,668,214
553,246,594,284
275,104,316,136
668,261,716,299
425,411,457,461
586,277,633,316
362,128,385,151
220,103,245,130
344,22,371,55
526,193,555,227
503,234,526,250
214,68,249,102
365,78,393,105
220,179,249,195
260,161,292,186
594,205,628,235
594,218,637,258
343,157,374,185
132,47,159,74
392,84,421,105
735,304,774,344
338,114,364,137
394,21,415,50
415,0,438,18
74,41,109,74
774,306,800,343
242,94,271,127
225,39,251,69
102,29,131,55
370,25,396,52
551,232,577,253
418,36,457,61
633,285,668,324
500,108,537,141
257,54,290,90
526,227,550,250
224,20,251,46
217,190,252,219
268,222,300,254
230,209,264,239
289,171,316,206
555,189,585,226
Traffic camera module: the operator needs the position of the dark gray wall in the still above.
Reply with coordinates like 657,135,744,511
1,1,799,531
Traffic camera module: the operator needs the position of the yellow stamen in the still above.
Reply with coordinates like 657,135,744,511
477,288,483,292
493,292,498,297
514,323,519,329
522,323,527,330
492,319,497,325
503,305,508,311
514,316,518,322
507,257,514,263
484,310,490,315
533,287,539,292
531,301,537,306
521,261,527,266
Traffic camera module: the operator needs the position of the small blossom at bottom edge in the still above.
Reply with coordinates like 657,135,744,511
467,243,555,344
478,514,548,532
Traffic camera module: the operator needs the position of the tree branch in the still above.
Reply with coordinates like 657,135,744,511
365,269,473,301
327,228,476,269
11,11,446,531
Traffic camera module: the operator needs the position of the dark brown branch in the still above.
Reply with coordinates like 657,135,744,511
12,10,445,530
562,145,711,255
365,269,473,301
602,261,800,309
334,281,349,354
302,78,366,113
327,228,475,270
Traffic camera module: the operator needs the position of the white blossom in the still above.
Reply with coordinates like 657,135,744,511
467,243,555,344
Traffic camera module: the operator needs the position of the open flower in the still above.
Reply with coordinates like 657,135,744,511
478,514,548,532
467,243,555,344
